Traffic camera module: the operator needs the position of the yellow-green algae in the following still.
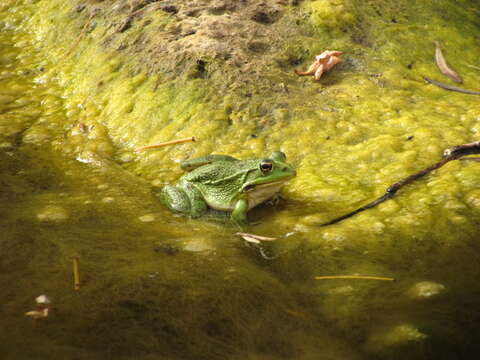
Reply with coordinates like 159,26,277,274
1,0,480,359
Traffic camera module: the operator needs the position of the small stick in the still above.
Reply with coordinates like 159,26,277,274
73,257,80,291
130,2,162,17
321,141,480,226
65,13,95,58
315,275,395,281
135,137,196,151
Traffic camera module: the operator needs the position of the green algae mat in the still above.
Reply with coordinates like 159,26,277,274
1,0,480,359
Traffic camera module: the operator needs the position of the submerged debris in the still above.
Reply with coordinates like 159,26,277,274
25,294,51,320
138,214,156,222
368,323,428,351
35,294,51,305
236,233,279,260
235,232,278,244
408,281,445,299
36,205,69,222
25,308,49,319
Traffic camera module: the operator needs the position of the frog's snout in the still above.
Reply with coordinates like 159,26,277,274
281,166,296,178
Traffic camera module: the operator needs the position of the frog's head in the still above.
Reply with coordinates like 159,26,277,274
241,151,296,205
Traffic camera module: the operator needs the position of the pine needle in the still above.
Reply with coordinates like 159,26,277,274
73,257,81,290
315,275,395,281
136,137,196,151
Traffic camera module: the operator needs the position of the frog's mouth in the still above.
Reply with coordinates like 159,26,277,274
242,179,293,209
242,179,289,192
242,169,296,191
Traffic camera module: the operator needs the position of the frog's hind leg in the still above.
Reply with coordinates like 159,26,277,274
160,184,208,218
160,185,191,214
182,182,208,218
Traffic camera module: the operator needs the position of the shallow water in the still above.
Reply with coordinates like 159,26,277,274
1,1,480,360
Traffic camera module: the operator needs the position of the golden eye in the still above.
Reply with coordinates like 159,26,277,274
260,160,273,173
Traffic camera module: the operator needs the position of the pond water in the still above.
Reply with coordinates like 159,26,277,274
1,2,480,360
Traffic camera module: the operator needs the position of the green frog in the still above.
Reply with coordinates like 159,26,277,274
160,151,296,224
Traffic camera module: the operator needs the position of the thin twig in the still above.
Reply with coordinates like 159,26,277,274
64,13,95,58
321,141,480,226
315,275,395,281
130,2,163,17
135,137,196,151
424,77,480,95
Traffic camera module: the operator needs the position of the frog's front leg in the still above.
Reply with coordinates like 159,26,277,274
231,198,249,225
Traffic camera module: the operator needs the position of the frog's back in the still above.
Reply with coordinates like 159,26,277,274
182,160,257,211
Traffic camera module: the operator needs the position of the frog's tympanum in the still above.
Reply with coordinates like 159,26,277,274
160,151,296,224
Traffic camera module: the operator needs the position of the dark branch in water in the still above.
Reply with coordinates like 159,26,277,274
423,77,480,95
321,141,480,226
443,141,480,159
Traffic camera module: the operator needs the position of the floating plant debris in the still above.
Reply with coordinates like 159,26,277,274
435,42,463,83
236,232,278,244
25,294,51,320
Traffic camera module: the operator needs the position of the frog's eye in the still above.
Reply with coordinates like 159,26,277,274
260,160,273,174
271,151,286,162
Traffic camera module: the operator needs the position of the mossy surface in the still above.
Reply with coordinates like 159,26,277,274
1,0,480,359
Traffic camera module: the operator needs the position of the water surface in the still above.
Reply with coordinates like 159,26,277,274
1,2,480,360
